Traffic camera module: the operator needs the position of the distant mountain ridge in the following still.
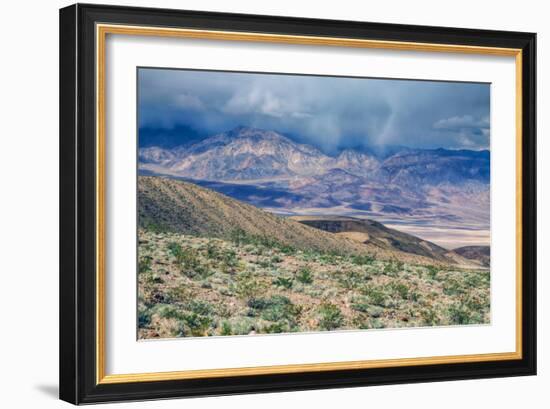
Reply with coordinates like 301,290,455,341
139,126,490,240
139,126,489,183
140,126,336,180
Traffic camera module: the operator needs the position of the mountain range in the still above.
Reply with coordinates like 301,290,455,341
139,126,490,248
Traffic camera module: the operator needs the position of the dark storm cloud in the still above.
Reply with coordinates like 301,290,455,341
138,68,490,152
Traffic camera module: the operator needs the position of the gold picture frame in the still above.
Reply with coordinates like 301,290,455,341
96,23,524,385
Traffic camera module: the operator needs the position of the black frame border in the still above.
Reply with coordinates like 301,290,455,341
60,3,536,404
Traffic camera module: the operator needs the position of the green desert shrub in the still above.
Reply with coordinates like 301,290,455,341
214,302,232,319
206,242,219,259
447,303,472,325
361,285,389,307
443,278,465,296
229,317,257,335
151,274,163,284
220,321,232,336
167,242,185,262
351,296,371,313
368,318,385,329
186,300,214,316
462,309,487,325
167,242,211,278
317,303,344,330
168,242,214,279
155,304,182,320
187,264,212,280
350,254,375,266
272,276,294,289
318,252,339,265
164,286,193,304
409,290,421,302
262,297,298,322
219,248,238,272
425,265,439,280
335,270,364,290
296,266,313,284
351,297,385,318
248,246,264,256
354,315,385,330
247,295,301,331
463,271,490,288
138,307,152,327
420,308,440,326
140,271,157,285
138,255,152,273
257,258,272,268
262,322,288,334
180,312,214,336
247,297,271,310
464,294,489,312
383,260,403,277
388,282,410,300
233,271,265,300
200,281,213,289
153,302,214,336
298,250,318,262
278,244,296,255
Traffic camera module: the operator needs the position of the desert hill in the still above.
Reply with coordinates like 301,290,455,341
453,245,490,267
139,176,377,257
289,215,453,263
139,176,456,265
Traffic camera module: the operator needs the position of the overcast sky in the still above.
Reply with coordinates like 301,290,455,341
138,68,490,153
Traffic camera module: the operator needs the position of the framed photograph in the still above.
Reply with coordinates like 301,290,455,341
59,3,536,404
